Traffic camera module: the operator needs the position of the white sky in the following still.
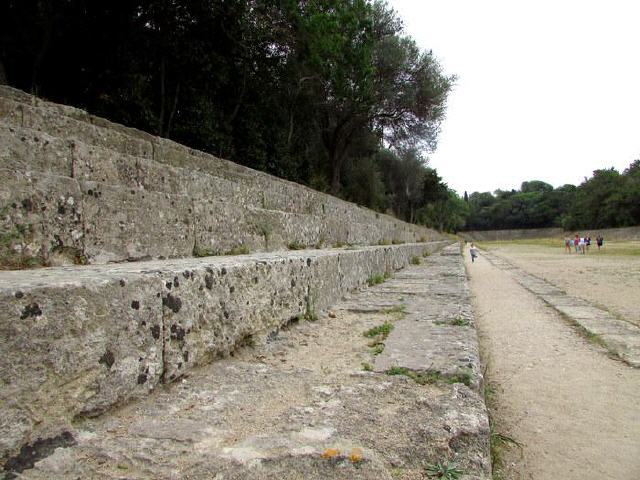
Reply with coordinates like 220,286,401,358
388,0,640,195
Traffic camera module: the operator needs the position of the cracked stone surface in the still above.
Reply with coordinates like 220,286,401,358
0,242,449,465
371,246,482,392
4,245,490,479
0,85,443,267
483,250,640,368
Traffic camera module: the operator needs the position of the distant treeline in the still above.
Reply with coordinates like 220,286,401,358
465,160,640,231
0,0,463,230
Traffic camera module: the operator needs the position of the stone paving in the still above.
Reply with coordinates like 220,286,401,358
3,245,490,480
482,250,640,368
0,242,448,467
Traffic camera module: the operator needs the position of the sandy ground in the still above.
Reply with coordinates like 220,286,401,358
465,248,640,480
479,242,640,326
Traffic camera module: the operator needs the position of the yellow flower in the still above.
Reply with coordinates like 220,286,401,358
321,448,341,459
348,448,363,463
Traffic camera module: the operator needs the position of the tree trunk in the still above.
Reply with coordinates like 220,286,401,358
0,59,7,85
165,82,180,138
158,57,166,136
330,156,341,195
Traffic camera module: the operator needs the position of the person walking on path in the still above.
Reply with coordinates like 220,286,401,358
574,234,580,253
470,243,479,263
564,237,572,253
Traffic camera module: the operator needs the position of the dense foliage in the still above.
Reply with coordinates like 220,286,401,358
465,160,640,231
0,0,461,229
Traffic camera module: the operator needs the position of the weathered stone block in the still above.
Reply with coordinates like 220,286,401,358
0,274,164,463
192,200,264,255
0,124,72,176
0,96,24,127
81,183,195,263
21,103,153,160
0,170,84,267
0,242,448,465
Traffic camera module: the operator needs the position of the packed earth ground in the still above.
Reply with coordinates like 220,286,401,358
466,239,640,479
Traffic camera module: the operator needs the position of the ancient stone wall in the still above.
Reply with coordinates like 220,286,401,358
0,86,458,469
0,241,447,464
0,86,443,268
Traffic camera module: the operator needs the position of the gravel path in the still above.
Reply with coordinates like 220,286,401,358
465,249,640,480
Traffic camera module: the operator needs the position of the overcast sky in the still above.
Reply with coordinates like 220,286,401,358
388,0,640,195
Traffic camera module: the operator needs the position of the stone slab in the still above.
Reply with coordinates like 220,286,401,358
0,242,448,464
5,243,489,479
373,246,482,392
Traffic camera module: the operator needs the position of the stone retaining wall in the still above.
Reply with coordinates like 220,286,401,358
0,86,443,268
0,241,448,464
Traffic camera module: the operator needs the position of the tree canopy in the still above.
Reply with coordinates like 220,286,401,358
0,0,456,226
464,161,640,231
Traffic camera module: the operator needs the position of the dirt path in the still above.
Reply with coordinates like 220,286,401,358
465,250,640,480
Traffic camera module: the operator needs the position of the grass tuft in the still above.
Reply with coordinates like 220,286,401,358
381,304,406,316
386,366,473,387
288,240,306,250
435,315,470,327
367,273,386,286
364,321,394,338
425,461,464,479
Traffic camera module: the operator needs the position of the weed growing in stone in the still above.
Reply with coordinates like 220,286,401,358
362,362,373,371
410,255,421,265
304,289,318,321
225,245,250,255
367,273,385,286
382,304,406,314
365,321,393,355
392,239,405,245
425,461,464,479
422,251,431,257
378,239,392,246
383,270,393,279
364,322,393,339
382,304,406,318
288,240,306,250
490,429,522,479
386,367,473,387
435,315,470,327
332,241,346,248
192,245,216,257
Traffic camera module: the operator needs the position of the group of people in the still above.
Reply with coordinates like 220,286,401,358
564,234,604,254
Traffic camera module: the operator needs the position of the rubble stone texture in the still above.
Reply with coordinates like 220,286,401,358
0,86,443,267
5,246,490,480
0,242,449,466
0,86,489,479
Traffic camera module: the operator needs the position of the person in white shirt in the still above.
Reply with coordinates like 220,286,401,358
470,243,478,263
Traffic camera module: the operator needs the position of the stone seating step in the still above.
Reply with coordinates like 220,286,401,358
3,242,490,480
373,245,481,391
0,241,449,466
1,87,442,267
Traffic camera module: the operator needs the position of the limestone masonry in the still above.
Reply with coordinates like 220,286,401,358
0,86,469,473
0,85,442,268
4,246,490,479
